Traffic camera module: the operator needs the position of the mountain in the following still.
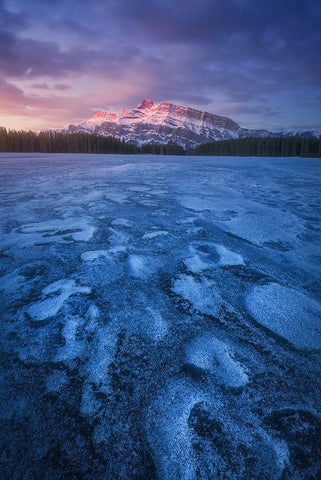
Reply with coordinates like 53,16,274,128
65,99,319,149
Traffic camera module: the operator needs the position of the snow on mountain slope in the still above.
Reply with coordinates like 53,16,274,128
66,98,318,148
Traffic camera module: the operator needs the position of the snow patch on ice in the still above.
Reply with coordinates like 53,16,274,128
217,208,304,246
183,246,211,273
108,228,129,245
128,185,150,192
19,217,96,242
128,254,159,279
55,315,85,362
185,334,249,388
213,244,245,266
84,323,118,395
142,230,169,239
145,308,168,341
178,196,218,212
146,380,205,480
81,250,109,262
104,191,128,203
0,270,26,294
246,283,321,349
128,254,145,277
172,274,222,317
27,279,91,321
87,304,100,319
111,218,130,227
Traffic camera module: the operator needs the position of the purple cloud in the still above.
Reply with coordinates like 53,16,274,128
0,0,320,130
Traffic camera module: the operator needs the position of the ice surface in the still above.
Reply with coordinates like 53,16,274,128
246,283,321,349
22,218,95,241
111,218,130,227
84,323,118,396
142,230,169,239
108,227,129,245
81,250,109,261
144,307,168,341
0,270,26,294
1,154,321,479
213,243,245,266
183,250,210,273
146,380,206,480
172,274,222,317
55,315,85,361
128,254,159,279
45,370,69,393
185,334,248,388
217,208,304,246
27,279,91,321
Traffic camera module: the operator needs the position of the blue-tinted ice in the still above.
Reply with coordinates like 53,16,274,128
0,153,321,479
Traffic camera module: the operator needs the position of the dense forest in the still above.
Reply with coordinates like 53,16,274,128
0,127,138,154
188,135,321,157
0,126,320,157
0,127,185,155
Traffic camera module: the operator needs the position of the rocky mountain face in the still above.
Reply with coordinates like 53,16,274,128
66,99,318,149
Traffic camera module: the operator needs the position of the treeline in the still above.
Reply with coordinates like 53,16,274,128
0,126,320,157
140,143,185,155
0,127,184,155
0,127,138,154
188,135,321,157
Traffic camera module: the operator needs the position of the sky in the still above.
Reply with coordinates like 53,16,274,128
0,0,321,131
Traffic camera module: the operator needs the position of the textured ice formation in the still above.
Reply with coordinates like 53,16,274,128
142,230,169,239
19,217,96,242
108,228,129,245
45,370,69,393
81,250,109,262
128,185,151,192
172,274,222,316
178,195,219,212
27,279,91,321
87,304,100,319
183,243,244,273
246,283,321,349
146,380,205,480
128,254,145,277
183,246,210,273
111,218,130,227
217,208,304,246
144,308,168,341
213,244,245,266
185,334,249,388
128,254,159,279
83,323,118,396
55,315,85,362
104,190,128,203
0,270,26,294
1,155,321,479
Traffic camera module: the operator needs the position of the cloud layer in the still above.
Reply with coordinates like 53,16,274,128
1,0,321,130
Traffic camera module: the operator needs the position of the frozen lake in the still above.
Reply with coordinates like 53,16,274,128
1,153,321,479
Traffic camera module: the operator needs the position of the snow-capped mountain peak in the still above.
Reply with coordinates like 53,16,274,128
66,99,319,148
136,98,155,109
